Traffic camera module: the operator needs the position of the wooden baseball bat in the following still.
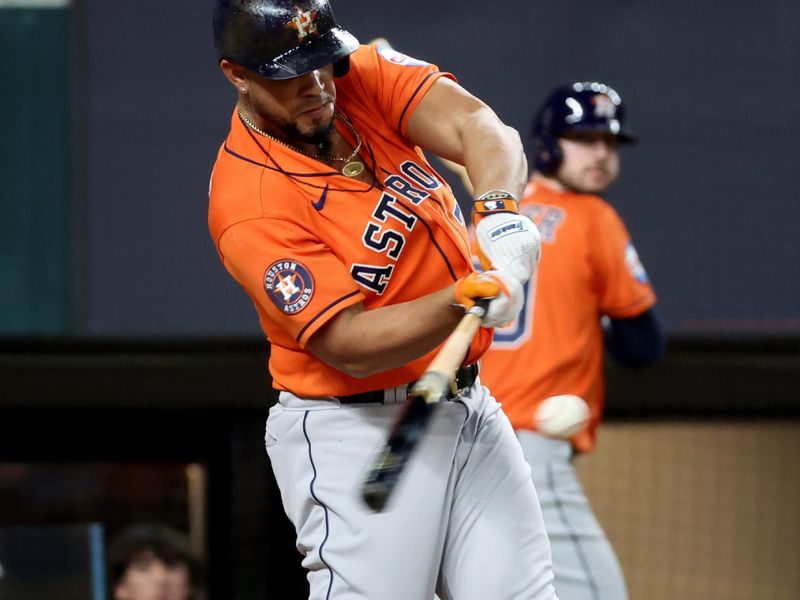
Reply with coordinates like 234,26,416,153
361,302,486,512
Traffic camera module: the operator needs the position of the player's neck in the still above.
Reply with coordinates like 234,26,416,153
237,106,365,177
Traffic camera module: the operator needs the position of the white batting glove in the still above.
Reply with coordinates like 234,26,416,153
474,213,541,284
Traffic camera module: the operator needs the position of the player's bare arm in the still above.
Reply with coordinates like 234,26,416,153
406,77,541,286
406,77,528,200
306,287,461,378
307,270,518,378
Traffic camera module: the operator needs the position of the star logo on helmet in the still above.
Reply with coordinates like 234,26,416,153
287,7,319,41
592,94,617,119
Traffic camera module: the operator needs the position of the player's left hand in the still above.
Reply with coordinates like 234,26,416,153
474,212,542,284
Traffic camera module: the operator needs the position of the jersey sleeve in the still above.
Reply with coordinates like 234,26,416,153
590,203,657,319
218,217,365,347
346,44,456,137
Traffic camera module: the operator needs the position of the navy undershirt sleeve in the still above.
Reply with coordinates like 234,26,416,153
603,308,666,367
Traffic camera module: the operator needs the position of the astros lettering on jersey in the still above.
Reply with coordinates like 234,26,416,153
208,45,491,397
479,180,656,453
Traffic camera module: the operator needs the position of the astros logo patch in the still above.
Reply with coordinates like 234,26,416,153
377,47,430,67
624,242,650,284
264,260,314,314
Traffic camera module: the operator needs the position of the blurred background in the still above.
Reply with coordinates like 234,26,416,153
1,0,797,598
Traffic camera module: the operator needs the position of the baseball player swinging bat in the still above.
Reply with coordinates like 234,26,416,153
361,301,488,512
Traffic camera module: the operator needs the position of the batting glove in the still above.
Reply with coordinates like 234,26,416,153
453,269,523,328
471,189,541,284
474,212,542,284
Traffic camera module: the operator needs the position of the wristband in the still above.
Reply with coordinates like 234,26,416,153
473,189,519,215
472,190,519,222
476,189,517,202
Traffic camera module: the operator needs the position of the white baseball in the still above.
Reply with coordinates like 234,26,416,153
533,394,590,439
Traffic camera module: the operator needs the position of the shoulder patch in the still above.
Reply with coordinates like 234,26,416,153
624,242,650,284
377,47,430,67
264,260,315,314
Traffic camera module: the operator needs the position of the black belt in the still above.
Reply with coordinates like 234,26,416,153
338,363,479,404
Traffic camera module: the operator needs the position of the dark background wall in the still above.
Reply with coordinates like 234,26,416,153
75,0,799,337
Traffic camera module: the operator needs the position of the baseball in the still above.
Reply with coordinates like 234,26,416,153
533,394,590,439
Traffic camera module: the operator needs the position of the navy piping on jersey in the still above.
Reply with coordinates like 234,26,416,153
296,290,361,343
224,142,375,195
393,198,458,282
302,411,335,599
397,72,442,133
242,125,340,178
226,129,379,194
361,137,380,188
245,114,374,182
547,463,601,600
380,165,450,215
224,142,336,178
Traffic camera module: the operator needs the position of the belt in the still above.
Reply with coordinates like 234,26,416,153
338,363,479,405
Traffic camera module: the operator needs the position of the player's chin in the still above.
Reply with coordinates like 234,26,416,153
580,171,613,194
297,102,335,134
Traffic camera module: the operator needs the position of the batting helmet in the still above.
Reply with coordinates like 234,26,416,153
213,0,359,80
532,81,637,174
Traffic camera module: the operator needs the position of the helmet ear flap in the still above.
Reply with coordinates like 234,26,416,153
534,135,562,175
332,56,350,77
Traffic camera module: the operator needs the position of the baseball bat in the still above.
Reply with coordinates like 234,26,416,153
361,302,487,512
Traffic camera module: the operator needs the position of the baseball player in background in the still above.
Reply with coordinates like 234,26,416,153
478,82,666,600
207,1,557,598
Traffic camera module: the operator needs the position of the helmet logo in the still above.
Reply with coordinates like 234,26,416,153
592,94,617,119
564,98,584,124
287,7,319,41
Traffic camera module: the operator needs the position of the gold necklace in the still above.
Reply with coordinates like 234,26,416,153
237,107,365,178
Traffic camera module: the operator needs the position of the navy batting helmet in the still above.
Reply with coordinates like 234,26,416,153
532,81,637,174
213,0,359,80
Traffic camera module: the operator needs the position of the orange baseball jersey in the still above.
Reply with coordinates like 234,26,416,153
208,45,491,398
478,180,656,452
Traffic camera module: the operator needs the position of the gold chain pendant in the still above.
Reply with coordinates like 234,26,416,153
342,160,365,178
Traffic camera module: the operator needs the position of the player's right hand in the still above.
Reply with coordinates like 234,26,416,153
453,269,523,328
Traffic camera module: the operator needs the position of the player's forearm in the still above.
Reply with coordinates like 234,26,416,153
407,78,526,200
307,287,464,378
461,111,528,201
